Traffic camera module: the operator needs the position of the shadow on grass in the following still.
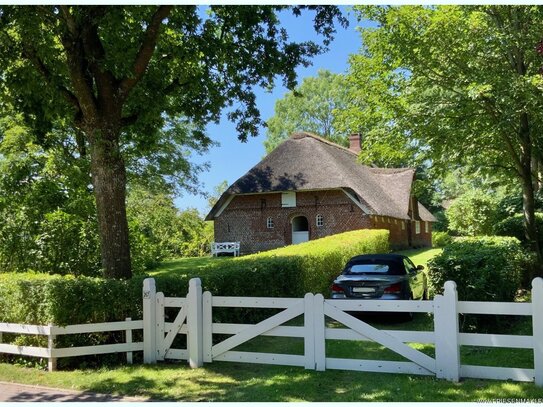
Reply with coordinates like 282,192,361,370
78,361,543,402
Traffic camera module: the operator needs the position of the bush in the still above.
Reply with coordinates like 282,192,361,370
427,236,529,303
432,231,452,248
493,212,543,248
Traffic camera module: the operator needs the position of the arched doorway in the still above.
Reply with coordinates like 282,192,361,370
291,216,309,245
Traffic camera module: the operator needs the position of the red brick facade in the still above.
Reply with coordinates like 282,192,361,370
214,189,432,254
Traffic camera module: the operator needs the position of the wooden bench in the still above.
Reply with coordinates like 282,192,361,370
210,242,240,257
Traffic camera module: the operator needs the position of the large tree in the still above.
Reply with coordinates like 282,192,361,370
264,69,353,152
344,5,543,270
0,6,346,278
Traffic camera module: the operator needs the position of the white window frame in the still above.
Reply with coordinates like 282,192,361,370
316,214,324,227
415,221,421,234
267,217,274,229
402,221,405,231
281,192,296,208
425,221,429,233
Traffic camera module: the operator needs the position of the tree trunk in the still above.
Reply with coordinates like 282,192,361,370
519,114,542,277
88,126,132,279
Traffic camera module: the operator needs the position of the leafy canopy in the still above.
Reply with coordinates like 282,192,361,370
264,69,354,153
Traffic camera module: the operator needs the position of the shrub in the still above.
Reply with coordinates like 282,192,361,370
493,212,543,248
427,236,528,303
446,190,500,236
432,231,452,248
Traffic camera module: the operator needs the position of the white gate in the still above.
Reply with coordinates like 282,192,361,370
142,277,543,385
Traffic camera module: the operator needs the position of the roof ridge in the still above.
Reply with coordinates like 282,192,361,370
290,132,358,157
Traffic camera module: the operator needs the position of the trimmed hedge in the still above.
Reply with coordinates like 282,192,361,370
0,229,390,325
427,236,529,303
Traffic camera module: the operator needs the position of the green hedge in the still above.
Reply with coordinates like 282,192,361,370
427,236,528,303
0,229,390,325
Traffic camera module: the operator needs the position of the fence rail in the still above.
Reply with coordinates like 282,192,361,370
142,277,543,386
1,277,543,387
0,318,143,371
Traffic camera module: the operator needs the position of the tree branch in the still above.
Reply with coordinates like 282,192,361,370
21,44,81,113
80,10,118,115
118,5,173,100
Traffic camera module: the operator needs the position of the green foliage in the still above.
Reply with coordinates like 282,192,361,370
343,6,543,261
34,210,101,276
494,213,543,247
0,5,347,278
264,70,354,152
0,230,389,325
427,236,528,302
445,190,500,236
126,187,213,273
432,232,452,248
0,229,387,366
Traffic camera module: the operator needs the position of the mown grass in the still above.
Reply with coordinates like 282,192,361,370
396,247,443,269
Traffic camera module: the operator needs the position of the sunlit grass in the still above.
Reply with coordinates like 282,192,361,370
1,359,542,402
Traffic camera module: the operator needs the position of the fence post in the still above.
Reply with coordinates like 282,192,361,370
187,278,203,368
202,291,213,363
532,278,543,386
304,293,315,370
47,324,57,372
156,292,165,361
125,317,133,365
313,294,325,371
143,278,157,364
434,280,460,382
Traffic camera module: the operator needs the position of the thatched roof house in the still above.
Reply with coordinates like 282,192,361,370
207,132,435,254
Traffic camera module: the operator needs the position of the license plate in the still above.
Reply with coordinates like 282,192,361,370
352,287,375,293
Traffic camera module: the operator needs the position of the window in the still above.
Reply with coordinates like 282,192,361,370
425,221,429,233
281,191,296,208
415,221,421,234
316,214,324,227
401,221,405,231
267,217,274,229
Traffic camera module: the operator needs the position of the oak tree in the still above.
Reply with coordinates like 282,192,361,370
0,6,346,278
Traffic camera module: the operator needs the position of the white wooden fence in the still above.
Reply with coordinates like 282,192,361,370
1,277,542,386
0,318,143,371
143,277,543,386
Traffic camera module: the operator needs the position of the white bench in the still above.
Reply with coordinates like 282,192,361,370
210,242,240,257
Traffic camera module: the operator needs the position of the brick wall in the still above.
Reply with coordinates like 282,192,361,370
411,220,432,247
213,189,433,254
214,190,372,254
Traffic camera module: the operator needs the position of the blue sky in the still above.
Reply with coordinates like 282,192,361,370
174,6,364,215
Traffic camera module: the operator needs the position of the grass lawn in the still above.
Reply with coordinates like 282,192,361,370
396,247,443,269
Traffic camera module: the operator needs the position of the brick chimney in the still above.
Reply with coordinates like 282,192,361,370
349,133,362,154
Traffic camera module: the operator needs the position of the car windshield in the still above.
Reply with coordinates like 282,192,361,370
344,259,404,275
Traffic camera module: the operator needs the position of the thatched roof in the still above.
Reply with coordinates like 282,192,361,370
206,132,436,222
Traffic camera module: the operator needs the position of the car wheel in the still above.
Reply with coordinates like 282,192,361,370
403,294,414,322
422,288,429,301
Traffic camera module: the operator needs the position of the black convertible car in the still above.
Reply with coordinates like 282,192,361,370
330,254,428,301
